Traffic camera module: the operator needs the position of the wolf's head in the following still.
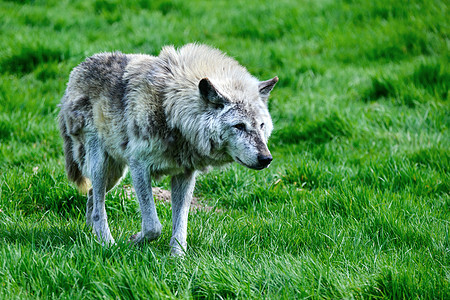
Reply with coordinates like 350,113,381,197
199,76,278,170
160,44,277,170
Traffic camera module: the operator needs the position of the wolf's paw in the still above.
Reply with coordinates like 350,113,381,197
170,246,186,257
169,238,187,257
129,232,144,244
100,238,116,246
130,228,162,244
129,232,158,244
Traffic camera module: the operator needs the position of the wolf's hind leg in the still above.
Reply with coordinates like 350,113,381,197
129,159,162,243
170,171,196,256
86,188,94,226
86,160,126,227
87,137,115,245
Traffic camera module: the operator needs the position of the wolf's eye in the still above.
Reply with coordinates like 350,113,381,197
233,123,246,131
260,123,265,129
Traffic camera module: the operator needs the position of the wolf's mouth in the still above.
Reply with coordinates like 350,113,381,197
235,157,266,170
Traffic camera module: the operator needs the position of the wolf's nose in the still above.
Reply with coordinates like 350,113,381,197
258,154,273,167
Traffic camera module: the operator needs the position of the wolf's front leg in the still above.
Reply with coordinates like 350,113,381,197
170,170,196,256
129,159,162,243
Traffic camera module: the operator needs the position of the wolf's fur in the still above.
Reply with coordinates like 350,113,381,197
58,44,277,255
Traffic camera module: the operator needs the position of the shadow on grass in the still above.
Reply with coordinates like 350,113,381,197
0,45,69,75
0,222,81,248
360,59,449,107
273,112,353,146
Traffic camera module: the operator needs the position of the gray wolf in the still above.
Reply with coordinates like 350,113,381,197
58,43,278,255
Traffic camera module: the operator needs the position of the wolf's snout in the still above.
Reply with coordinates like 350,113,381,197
257,154,273,168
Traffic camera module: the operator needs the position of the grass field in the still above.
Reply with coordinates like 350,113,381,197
0,0,449,298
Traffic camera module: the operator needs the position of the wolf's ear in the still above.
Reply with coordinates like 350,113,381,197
258,76,279,101
199,78,226,108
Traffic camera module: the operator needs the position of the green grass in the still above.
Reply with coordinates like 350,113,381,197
0,0,449,298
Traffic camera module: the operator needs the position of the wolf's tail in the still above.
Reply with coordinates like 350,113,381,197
58,112,91,194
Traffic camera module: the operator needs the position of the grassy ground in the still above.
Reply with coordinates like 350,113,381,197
0,0,448,298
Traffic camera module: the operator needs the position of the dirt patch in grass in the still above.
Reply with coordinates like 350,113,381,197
123,186,220,213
